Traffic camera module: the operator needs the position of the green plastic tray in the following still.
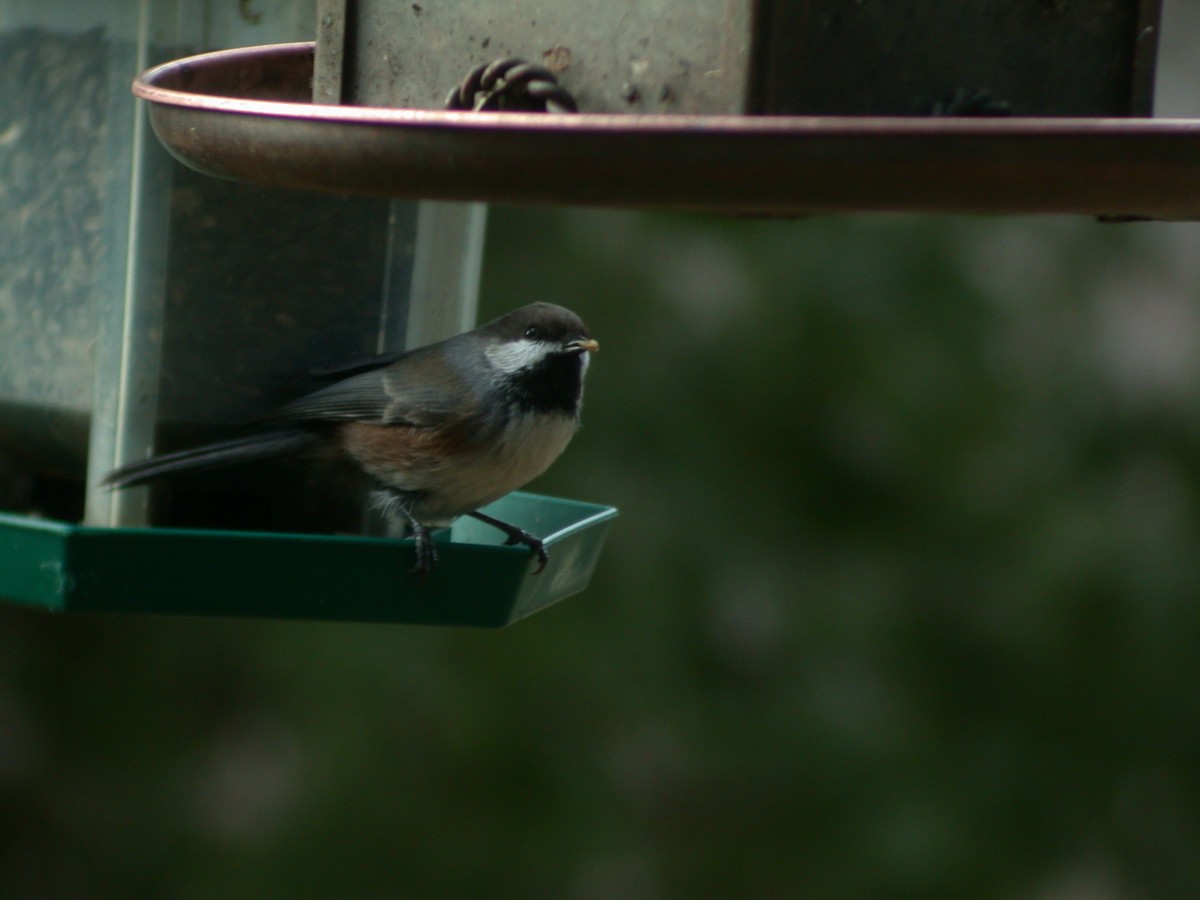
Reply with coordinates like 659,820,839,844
0,492,616,626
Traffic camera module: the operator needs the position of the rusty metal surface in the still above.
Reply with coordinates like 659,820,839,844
313,0,348,104
341,0,751,113
132,42,1200,219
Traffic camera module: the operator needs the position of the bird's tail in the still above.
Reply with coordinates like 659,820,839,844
102,429,320,488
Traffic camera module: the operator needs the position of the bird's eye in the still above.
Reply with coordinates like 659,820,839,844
524,326,544,340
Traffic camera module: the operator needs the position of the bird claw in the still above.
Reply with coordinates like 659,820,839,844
514,534,549,575
407,524,440,582
929,88,1011,117
468,511,550,574
399,507,550,580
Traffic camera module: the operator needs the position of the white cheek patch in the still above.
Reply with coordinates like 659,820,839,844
485,338,554,375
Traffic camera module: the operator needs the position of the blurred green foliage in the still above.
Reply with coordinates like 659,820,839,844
5,208,1200,898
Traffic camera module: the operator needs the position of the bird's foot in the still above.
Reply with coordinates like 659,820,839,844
468,510,549,574
408,522,440,581
928,88,1011,117
373,491,441,582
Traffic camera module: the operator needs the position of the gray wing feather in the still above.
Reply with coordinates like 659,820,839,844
270,348,473,427
309,349,408,381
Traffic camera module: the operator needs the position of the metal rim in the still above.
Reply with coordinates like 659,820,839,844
132,41,1200,138
131,41,1200,217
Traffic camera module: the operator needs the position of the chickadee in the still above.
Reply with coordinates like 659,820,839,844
104,302,599,577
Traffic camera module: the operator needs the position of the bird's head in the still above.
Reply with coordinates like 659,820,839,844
482,303,599,415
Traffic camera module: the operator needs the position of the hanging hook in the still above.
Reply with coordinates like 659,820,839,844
445,57,578,113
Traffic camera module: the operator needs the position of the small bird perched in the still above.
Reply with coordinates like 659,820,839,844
104,302,599,577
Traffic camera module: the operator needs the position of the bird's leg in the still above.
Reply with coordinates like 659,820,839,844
405,519,439,581
468,510,549,574
376,492,439,580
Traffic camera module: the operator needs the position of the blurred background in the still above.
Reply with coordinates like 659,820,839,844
6,3,1200,898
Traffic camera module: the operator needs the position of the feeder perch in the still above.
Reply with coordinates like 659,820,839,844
0,493,616,626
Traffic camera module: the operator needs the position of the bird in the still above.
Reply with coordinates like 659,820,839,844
104,302,599,578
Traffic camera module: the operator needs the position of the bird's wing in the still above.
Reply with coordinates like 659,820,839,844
271,349,472,428
309,349,408,381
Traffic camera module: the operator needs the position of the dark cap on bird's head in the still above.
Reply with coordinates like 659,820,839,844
481,302,599,354
478,303,599,417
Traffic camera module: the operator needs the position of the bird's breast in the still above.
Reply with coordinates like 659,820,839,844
339,409,579,523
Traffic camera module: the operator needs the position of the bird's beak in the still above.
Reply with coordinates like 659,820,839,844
568,338,600,353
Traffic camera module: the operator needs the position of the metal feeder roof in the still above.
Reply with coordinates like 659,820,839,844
132,41,1200,220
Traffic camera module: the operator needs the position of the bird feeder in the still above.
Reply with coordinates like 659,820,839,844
0,0,1184,621
0,1,614,625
